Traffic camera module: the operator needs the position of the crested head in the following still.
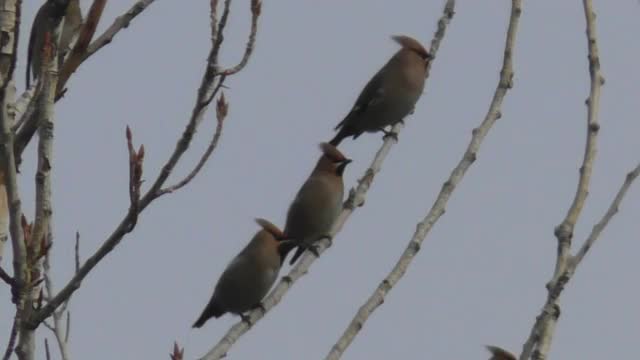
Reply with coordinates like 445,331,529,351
315,143,352,176
391,35,431,60
254,218,285,240
319,142,347,162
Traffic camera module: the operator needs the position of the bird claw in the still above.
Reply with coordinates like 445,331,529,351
382,129,399,142
240,313,252,325
307,244,321,257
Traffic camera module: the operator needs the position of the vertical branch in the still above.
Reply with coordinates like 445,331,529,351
0,171,8,262
0,0,21,88
85,0,158,59
2,312,18,360
42,231,71,360
325,0,523,358
519,1,604,359
0,2,27,360
16,24,62,360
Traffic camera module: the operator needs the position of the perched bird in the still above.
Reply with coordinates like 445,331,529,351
27,0,83,87
329,35,432,146
192,219,294,328
284,143,351,264
486,345,517,360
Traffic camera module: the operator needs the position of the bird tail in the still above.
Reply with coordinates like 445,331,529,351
329,114,354,146
288,246,305,265
485,345,516,360
192,299,225,328
278,240,297,264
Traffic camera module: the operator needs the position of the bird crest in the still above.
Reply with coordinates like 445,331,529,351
391,34,431,59
319,142,347,162
255,218,285,239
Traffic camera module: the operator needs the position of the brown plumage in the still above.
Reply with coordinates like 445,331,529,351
330,35,432,146
486,345,517,360
27,0,83,88
284,143,351,264
192,219,294,328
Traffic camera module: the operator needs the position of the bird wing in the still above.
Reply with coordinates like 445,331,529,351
335,67,386,130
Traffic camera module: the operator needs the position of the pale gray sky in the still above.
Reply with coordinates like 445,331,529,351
2,1,639,359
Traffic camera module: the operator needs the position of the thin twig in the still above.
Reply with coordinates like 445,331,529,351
64,311,70,343
220,0,261,75
519,1,604,358
125,126,145,231
573,163,640,265
85,0,157,59
74,232,80,273
325,0,523,358
158,93,228,195
2,312,18,360
43,231,71,360
0,265,15,287
44,338,51,360
170,342,184,360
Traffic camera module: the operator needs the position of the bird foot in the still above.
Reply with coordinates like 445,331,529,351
307,244,321,257
240,313,252,325
380,127,399,142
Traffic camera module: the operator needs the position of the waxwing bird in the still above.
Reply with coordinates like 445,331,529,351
284,143,351,265
192,219,294,328
27,0,83,87
486,345,516,360
329,35,432,146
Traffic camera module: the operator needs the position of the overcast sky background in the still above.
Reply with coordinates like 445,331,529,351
2,1,639,359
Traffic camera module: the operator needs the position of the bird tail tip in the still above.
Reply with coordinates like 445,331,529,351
288,247,304,265
192,303,225,328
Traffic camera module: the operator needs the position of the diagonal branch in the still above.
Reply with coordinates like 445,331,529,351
85,0,158,59
158,93,228,195
519,1,604,358
572,163,640,265
199,2,457,360
325,0,523,358
56,0,108,96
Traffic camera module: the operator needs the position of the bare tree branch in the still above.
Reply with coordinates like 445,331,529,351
0,0,22,89
573,163,640,265
0,2,28,360
0,170,7,263
2,311,18,360
56,0,108,96
43,338,50,360
220,0,260,76
0,264,15,286
43,232,71,360
159,93,228,195
519,1,604,358
85,0,158,59
14,0,158,163
26,0,261,329
16,20,64,360
170,342,184,360
325,1,524,358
